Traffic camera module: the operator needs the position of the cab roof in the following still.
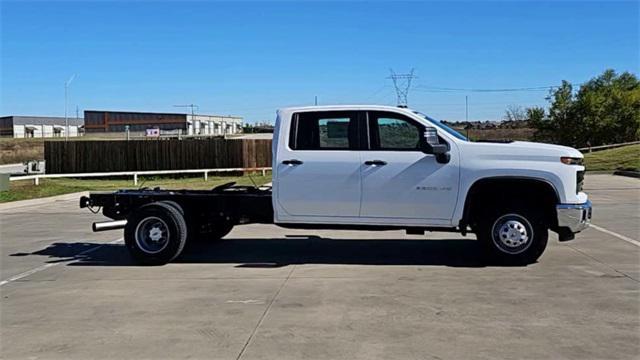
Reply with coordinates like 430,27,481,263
277,105,414,113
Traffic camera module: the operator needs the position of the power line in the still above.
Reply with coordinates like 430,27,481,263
413,86,550,93
387,69,417,106
362,84,391,101
412,84,581,93
173,104,199,116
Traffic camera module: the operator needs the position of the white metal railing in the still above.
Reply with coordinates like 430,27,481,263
9,167,272,186
578,141,640,152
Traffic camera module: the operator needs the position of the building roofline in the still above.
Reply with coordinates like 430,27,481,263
84,110,187,116
85,110,243,118
1,115,83,120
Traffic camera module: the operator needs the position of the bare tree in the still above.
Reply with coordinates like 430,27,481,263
504,105,527,122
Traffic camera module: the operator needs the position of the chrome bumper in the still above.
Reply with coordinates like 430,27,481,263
557,200,592,233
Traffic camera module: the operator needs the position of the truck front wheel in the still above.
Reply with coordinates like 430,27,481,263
476,209,548,265
124,202,188,265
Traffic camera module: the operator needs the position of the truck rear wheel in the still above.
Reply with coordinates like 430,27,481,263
124,202,188,265
208,221,234,240
476,207,548,265
194,220,234,241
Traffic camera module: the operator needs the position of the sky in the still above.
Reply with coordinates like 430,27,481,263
1,1,638,123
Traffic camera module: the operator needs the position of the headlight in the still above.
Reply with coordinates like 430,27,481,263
560,157,583,165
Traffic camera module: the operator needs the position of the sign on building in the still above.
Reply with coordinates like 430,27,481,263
146,128,160,137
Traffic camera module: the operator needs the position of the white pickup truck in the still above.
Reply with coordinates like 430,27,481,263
81,105,592,265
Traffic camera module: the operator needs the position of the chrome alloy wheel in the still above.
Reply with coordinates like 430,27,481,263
135,216,170,254
491,214,534,255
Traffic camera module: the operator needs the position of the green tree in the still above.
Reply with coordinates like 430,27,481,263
526,106,550,142
575,70,640,146
528,70,640,147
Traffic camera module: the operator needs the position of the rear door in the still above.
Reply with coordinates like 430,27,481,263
275,110,363,218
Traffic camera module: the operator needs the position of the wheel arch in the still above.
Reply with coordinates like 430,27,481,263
459,176,560,230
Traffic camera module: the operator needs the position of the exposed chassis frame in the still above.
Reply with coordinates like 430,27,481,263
80,183,275,228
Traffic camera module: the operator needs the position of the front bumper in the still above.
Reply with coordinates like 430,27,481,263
557,200,592,233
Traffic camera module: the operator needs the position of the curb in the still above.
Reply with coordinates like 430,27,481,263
613,170,640,179
0,191,88,211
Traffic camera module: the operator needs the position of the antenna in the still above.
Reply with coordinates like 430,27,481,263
173,104,199,116
387,69,417,106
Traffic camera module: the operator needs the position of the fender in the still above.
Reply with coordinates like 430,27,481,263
457,176,561,232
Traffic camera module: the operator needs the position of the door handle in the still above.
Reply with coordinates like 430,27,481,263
364,160,387,166
282,159,303,166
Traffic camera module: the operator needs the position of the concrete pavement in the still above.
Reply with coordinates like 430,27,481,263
0,163,26,175
0,174,638,359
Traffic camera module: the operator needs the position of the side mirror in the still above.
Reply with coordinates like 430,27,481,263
422,127,450,164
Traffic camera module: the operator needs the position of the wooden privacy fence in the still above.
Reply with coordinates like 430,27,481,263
45,138,272,174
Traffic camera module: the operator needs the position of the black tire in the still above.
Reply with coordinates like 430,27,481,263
194,220,234,241
209,221,234,240
476,207,548,265
124,202,188,265
157,201,225,242
159,200,184,215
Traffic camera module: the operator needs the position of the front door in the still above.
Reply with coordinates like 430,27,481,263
360,111,459,222
275,110,362,218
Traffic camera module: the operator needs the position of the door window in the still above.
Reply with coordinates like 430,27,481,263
368,111,422,151
289,111,359,150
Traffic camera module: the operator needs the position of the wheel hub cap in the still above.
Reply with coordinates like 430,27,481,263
491,214,534,255
135,217,170,254
498,220,528,248
149,227,163,242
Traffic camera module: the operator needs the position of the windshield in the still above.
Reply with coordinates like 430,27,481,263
413,111,468,141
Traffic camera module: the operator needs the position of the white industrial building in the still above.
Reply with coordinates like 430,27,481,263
84,110,242,137
0,116,83,138
187,114,243,136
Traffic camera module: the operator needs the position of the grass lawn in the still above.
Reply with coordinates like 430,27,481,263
0,172,272,203
583,144,640,172
0,138,45,164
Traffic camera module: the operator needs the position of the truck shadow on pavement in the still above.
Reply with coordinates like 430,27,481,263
13,236,501,268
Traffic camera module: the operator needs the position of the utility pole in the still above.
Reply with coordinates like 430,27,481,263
173,104,199,136
64,74,76,141
465,95,468,123
465,95,470,139
387,69,417,107
314,95,318,106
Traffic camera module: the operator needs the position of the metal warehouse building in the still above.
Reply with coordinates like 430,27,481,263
0,116,83,138
84,110,242,136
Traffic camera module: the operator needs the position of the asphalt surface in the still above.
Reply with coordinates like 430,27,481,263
0,174,638,360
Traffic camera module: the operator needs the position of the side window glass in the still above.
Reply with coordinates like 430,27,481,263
290,112,357,150
371,113,421,150
319,118,349,148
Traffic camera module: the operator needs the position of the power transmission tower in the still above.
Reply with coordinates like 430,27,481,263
387,69,417,106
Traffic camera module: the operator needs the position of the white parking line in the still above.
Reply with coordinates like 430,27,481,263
591,224,640,248
0,238,123,287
